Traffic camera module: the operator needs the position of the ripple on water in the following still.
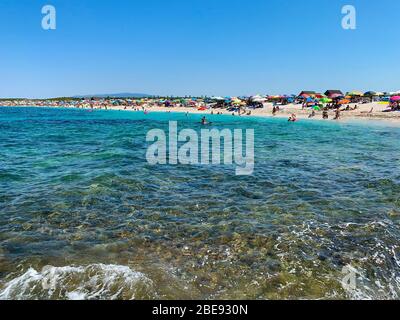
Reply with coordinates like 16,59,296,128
1,107,400,299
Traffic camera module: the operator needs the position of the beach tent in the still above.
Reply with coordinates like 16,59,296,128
298,91,316,97
325,90,344,98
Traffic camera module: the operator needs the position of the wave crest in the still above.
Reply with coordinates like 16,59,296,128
0,264,153,300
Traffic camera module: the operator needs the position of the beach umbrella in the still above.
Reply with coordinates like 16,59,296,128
319,98,332,103
347,91,363,96
251,95,267,102
232,98,242,105
364,91,377,96
211,96,225,101
338,99,351,104
390,96,400,102
329,93,344,99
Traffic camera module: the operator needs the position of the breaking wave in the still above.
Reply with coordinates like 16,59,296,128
0,264,154,300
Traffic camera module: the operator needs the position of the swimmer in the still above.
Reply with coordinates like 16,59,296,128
288,113,297,122
201,116,212,125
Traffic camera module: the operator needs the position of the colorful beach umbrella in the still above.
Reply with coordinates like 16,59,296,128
329,93,344,99
319,98,332,103
390,96,400,102
268,95,281,100
347,91,363,96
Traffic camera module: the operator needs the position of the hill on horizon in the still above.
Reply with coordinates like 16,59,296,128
74,93,154,98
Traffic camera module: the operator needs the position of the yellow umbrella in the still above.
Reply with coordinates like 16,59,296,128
347,91,363,96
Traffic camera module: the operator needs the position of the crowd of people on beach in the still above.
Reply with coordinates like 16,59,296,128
1,90,400,122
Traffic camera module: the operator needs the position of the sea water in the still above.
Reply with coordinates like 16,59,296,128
0,107,399,299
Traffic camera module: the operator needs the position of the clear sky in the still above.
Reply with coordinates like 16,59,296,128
0,0,399,98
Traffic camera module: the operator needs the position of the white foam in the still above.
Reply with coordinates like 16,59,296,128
0,264,153,300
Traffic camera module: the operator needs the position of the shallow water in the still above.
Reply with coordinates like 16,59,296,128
0,107,399,300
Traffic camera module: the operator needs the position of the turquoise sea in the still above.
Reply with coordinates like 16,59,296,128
0,107,400,299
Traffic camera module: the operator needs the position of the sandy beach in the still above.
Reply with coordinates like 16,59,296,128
86,101,400,123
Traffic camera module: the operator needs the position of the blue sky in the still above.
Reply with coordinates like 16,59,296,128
0,0,399,98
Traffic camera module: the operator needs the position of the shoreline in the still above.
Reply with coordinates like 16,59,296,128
2,102,400,125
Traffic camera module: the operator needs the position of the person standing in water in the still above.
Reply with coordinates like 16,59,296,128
334,108,341,120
